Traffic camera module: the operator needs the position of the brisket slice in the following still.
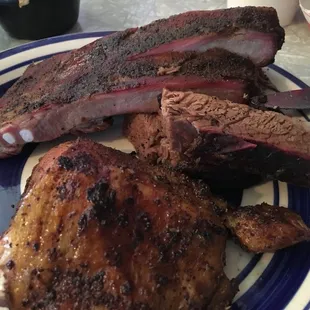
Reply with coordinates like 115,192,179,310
124,89,310,189
0,49,261,158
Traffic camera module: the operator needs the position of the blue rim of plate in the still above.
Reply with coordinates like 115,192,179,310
0,32,309,310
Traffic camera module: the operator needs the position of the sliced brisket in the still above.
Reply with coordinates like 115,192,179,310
224,203,310,252
128,6,284,66
124,89,310,189
0,49,261,158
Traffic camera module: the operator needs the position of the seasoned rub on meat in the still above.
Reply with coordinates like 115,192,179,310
127,6,284,66
224,203,310,253
0,6,284,158
0,49,262,159
0,139,236,310
124,89,310,189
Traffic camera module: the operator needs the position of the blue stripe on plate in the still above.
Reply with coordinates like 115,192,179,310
0,51,69,76
299,110,310,122
0,34,308,310
268,64,308,88
235,254,263,285
0,143,36,233
273,180,280,205
232,63,310,308
0,31,114,61
268,64,310,121
0,78,18,97
231,181,279,309
233,184,310,310
232,181,279,286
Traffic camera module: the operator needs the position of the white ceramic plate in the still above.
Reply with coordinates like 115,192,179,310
0,32,309,310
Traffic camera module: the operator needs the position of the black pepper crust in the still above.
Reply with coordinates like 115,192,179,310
58,152,98,175
0,6,283,124
0,49,260,122
124,89,310,189
1,139,234,309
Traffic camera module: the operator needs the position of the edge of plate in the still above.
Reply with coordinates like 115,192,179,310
0,31,114,61
0,33,309,310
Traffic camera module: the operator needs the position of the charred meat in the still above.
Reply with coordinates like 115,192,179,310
124,89,310,189
0,6,284,159
0,139,235,310
127,6,284,66
224,203,310,252
0,49,262,159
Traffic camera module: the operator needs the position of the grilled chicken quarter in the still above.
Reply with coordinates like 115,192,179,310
0,139,236,310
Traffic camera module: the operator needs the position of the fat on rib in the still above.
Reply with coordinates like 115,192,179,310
0,49,262,158
124,89,310,189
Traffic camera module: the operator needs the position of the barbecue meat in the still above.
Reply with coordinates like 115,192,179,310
127,6,284,66
224,203,310,252
0,139,235,310
208,276,238,310
0,49,262,159
0,6,284,159
124,89,310,188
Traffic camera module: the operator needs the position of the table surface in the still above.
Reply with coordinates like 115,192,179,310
0,0,309,85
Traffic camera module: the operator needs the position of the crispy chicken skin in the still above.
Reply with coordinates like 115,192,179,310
0,139,235,310
224,203,310,253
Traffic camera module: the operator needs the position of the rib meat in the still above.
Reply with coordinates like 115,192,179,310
0,139,236,309
0,6,284,158
128,7,284,66
0,49,261,158
124,89,310,189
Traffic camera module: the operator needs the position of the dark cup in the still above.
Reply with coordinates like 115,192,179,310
0,0,80,40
